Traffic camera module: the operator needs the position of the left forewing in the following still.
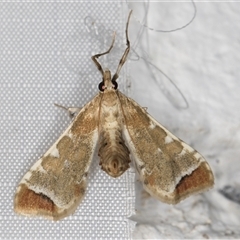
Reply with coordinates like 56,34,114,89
14,94,101,220
118,91,214,204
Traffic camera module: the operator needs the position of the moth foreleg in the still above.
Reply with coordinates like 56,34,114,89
54,103,81,119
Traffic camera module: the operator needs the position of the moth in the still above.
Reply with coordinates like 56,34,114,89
14,11,214,221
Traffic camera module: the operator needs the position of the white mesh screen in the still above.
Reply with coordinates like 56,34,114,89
0,1,135,239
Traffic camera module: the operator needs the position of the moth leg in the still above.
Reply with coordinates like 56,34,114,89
112,10,132,82
54,103,81,119
91,32,116,77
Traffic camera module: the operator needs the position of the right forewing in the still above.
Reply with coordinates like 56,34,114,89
118,91,214,204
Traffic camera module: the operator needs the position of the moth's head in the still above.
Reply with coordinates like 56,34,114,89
98,69,118,92
100,157,130,178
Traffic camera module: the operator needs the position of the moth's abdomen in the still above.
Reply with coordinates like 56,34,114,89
98,127,130,178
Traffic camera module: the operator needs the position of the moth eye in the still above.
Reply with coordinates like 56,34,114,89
98,81,105,92
112,80,118,90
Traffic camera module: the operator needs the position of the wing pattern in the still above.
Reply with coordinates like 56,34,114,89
14,94,102,220
118,91,214,204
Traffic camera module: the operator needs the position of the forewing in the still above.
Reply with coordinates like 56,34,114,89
118,91,214,204
14,93,102,220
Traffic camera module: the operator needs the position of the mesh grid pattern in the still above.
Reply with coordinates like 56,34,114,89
0,2,135,239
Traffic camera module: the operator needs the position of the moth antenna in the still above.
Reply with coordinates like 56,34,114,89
112,10,132,82
91,32,116,77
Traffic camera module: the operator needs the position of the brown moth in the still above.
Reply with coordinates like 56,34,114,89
14,10,214,221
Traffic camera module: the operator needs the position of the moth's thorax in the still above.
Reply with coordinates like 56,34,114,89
98,90,131,178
